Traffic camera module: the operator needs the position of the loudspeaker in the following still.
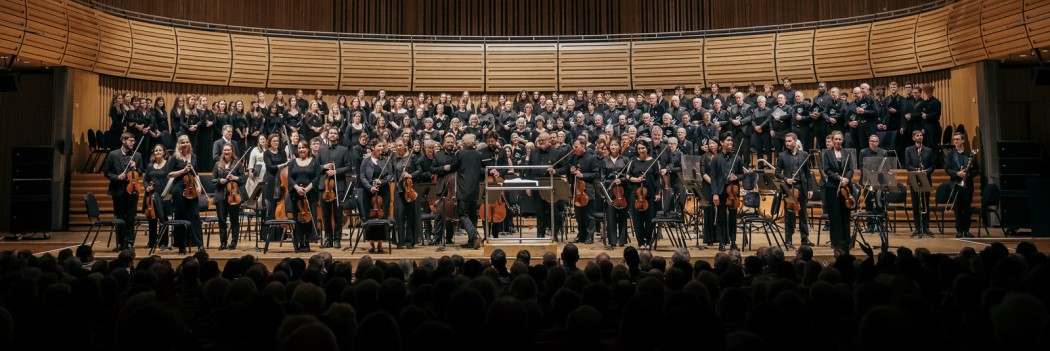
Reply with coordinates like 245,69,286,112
1034,67,1050,86
1001,195,1030,230
1028,178,1050,237
10,147,53,233
0,72,21,92
998,141,1044,159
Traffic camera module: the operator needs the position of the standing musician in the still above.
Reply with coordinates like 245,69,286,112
626,138,662,250
561,136,600,245
212,144,246,250
727,92,754,166
820,131,857,251
212,125,240,165
144,144,172,250
480,133,511,237
444,134,486,249
413,140,440,245
775,133,815,249
905,130,937,237
360,140,392,253
526,132,560,239
168,134,205,254
699,138,720,249
603,139,630,248
317,126,351,248
431,134,459,244
858,134,888,232
945,132,979,238
102,132,143,252
392,138,420,249
262,133,289,243
287,140,320,253
711,133,745,251
660,137,685,213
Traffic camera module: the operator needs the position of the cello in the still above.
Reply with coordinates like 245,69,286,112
274,166,290,220
480,153,507,223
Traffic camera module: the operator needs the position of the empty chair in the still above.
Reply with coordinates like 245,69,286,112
973,183,1001,238
81,193,124,251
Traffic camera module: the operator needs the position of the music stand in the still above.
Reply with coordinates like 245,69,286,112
907,170,933,238
538,177,571,241
682,178,708,248
860,157,898,246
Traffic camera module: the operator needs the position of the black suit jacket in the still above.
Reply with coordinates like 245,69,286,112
904,145,936,180
103,148,143,197
449,147,485,202
820,148,856,191
212,138,240,165
776,149,814,192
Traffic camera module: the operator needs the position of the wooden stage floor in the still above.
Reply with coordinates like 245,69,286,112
3,224,1044,267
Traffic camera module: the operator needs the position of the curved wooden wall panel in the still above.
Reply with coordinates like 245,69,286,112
61,1,100,71
869,16,921,77
1026,0,1050,49
266,37,339,90
228,34,268,88
980,0,1031,58
173,29,231,85
8,0,1046,92
915,6,955,71
93,12,130,77
704,33,777,85
0,0,26,54
947,0,987,63
127,21,177,81
814,23,874,82
413,43,485,92
631,39,703,91
18,0,68,65
485,43,558,92
559,42,631,91
339,41,411,91
775,30,817,83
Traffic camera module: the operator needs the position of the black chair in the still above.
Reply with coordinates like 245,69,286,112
241,200,267,250
929,183,952,234
147,195,191,255
261,218,296,254
198,174,220,248
741,192,785,250
885,183,911,232
83,129,107,173
806,171,824,228
652,210,687,250
352,219,393,254
973,183,1001,238
95,130,112,172
81,193,124,250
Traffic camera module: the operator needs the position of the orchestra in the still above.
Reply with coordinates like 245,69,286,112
96,84,979,255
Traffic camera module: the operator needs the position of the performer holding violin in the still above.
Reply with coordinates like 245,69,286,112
413,140,440,245
602,139,630,248
212,144,247,250
699,138,719,248
627,138,662,250
360,140,392,253
775,133,815,249
711,133,746,251
317,126,351,248
103,133,144,252
561,136,600,245
821,130,857,250
287,140,321,253
392,138,420,249
168,134,205,254
143,144,172,250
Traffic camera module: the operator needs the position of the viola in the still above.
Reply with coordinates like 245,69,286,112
127,168,144,195
841,183,856,210
143,182,157,220
323,176,337,202
297,195,313,223
787,187,801,212
573,176,589,207
226,179,242,206
403,177,417,202
634,187,649,211
612,184,628,209
183,171,200,200
725,182,742,209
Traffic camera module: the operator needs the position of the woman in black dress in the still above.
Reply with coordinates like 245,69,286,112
627,139,662,250
168,134,205,254
143,144,173,250
821,130,856,251
195,97,216,172
287,140,320,253
212,143,246,250
262,133,288,241
151,97,170,149
231,100,248,153
360,140,392,253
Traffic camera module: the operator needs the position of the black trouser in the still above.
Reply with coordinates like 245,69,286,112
630,201,657,247
792,126,811,153
811,121,829,152
216,200,240,246
784,193,810,245
953,186,974,233
458,199,480,242
396,197,420,246
772,133,787,155
174,195,202,248
533,192,553,238
289,192,318,250
320,198,343,245
734,131,752,166
703,204,716,244
146,199,172,247
112,193,138,249
751,132,772,162
606,206,628,246
859,122,878,149
573,186,596,243
824,188,851,250
263,175,279,241
910,189,931,232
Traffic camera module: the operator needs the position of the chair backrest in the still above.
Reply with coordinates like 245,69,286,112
982,183,1000,208
84,192,100,219
152,193,168,221
942,125,953,145
935,183,952,204
96,130,108,150
955,124,966,136
811,187,823,201
769,191,782,219
887,183,907,203
86,129,97,149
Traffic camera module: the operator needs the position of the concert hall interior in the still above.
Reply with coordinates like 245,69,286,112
1,0,1050,350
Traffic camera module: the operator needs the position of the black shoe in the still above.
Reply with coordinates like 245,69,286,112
460,241,474,248
473,240,481,249
718,244,726,251
178,248,186,254
198,246,206,253
730,244,739,251
407,244,414,249
229,244,237,250
397,245,404,249
428,239,441,246
963,232,974,238
912,230,922,236
112,247,121,253
802,240,815,246
333,242,341,248
785,243,795,250
320,242,332,249
219,245,227,251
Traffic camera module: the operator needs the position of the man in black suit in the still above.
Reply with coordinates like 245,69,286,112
445,134,485,249
562,136,600,244
212,125,240,165
776,133,814,249
904,130,937,237
317,127,351,248
102,132,143,252
431,134,458,245
859,134,889,231
945,132,979,238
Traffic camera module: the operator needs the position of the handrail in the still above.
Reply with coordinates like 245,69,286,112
75,0,954,43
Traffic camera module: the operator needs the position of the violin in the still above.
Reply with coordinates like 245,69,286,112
127,168,144,195
183,167,201,200
143,182,156,220
572,167,589,207
226,180,242,206
610,159,631,210
838,152,856,210
401,158,417,202
323,176,337,202
634,187,649,211
369,157,389,218
723,143,744,209
787,187,801,212
297,195,313,223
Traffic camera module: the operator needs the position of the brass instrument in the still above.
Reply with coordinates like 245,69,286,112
946,149,979,212
918,147,927,215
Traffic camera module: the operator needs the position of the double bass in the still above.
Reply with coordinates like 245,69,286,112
274,166,290,220
438,172,458,220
